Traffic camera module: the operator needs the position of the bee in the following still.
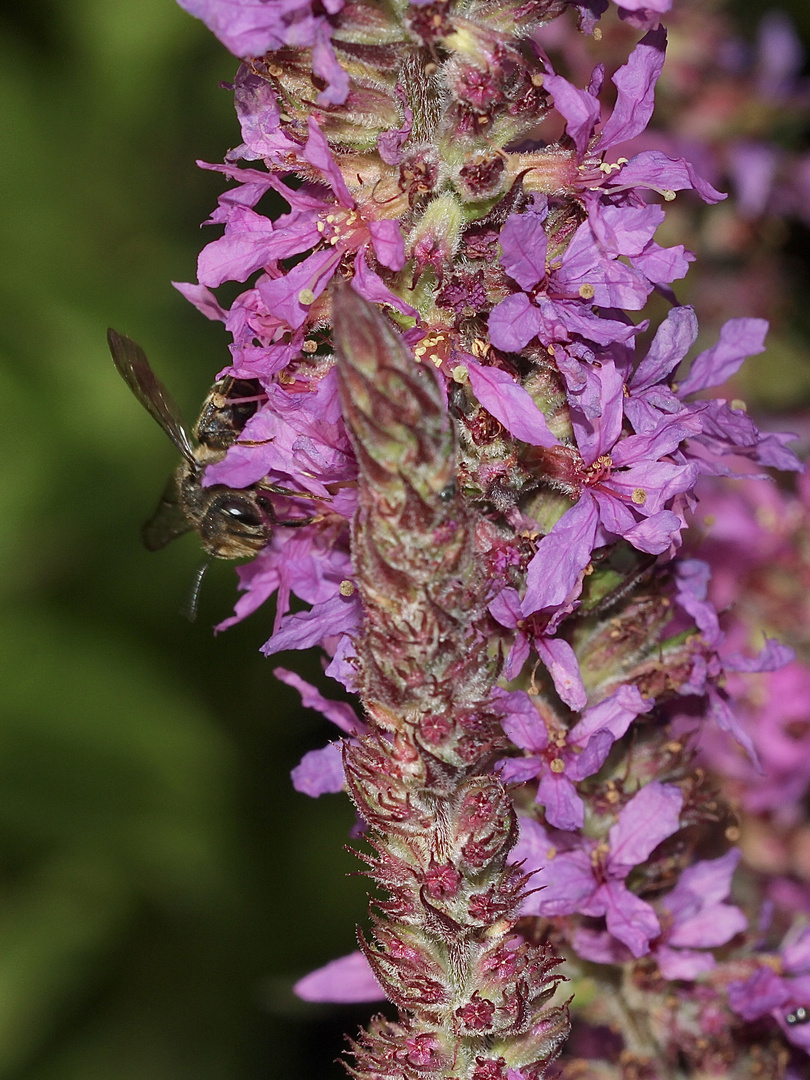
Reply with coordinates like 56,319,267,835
108,328,321,561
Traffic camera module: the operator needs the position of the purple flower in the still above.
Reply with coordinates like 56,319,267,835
728,927,810,1053
654,850,747,978
512,782,683,956
261,589,361,656
573,850,748,978
295,950,383,1003
489,591,585,709
176,0,349,104
169,0,810,1071
522,466,694,617
197,119,412,334
216,526,354,634
498,685,650,831
464,356,560,449
693,660,810,816
519,300,799,618
488,196,687,354
203,369,355,495
274,667,367,796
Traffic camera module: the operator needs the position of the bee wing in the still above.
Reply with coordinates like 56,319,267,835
142,472,194,551
107,328,196,464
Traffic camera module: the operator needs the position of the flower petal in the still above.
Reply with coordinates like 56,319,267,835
523,493,600,614
294,950,384,1002
291,742,346,796
609,781,683,873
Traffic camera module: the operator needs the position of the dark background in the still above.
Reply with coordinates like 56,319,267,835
0,1,807,1078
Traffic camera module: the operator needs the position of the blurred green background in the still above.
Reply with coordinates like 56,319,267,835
1,1,810,1078
0,2,372,1077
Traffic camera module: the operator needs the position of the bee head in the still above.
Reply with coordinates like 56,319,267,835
202,492,269,558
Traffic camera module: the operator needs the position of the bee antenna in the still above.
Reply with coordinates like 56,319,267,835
181,559,212,622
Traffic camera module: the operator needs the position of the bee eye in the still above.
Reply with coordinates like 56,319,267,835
785,1006,809,1025
218,497,263,527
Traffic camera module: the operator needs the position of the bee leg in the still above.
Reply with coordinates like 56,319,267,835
257,480,330,502
265,503,322,529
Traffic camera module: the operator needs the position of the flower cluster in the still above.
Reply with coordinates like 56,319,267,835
539,1,810,348
688,472,810,914
172,0,807,1075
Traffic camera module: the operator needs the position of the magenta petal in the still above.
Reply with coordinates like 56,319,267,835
543,73,600,158
497,688,549,751
678,318,769,397
599,27,667,151
232,67,289,160
556,218,652,310
615,0,670,10
498,208,549,290
261,593,362,655
177,0,298,57
728,968,790,1021
466,360,560,448
537,773,585,832
621,510,683,555
304,116,353,205
324,634,359,693
377,95,413,164
572,927,630,966
488,292,546,352
257,248,341,328
609,781,683,872
665,849,740,917
503,631,531,681
599,880,661,957
656,945,716,981
510,815,554,870
612,152,725,204
570,684,651,742
673,558,720,643
291,742,345,796
631,306,698,390
197,207,290,287
568,359,625,465
632,240,693,286
352,250,418,318
535,636,586,711
500,757,543,785
294,950,384,1003
591,203,664,257
273,667,363,734
707,688,761,770
783,927,810,974
669,903,748,950
311,21,349,105
367,219,406,271
724,637,794,674
526,850,596,917
566,729,614,781
523,493,599,614
590,489,637,540
488,587,522,629
172,281,228,322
